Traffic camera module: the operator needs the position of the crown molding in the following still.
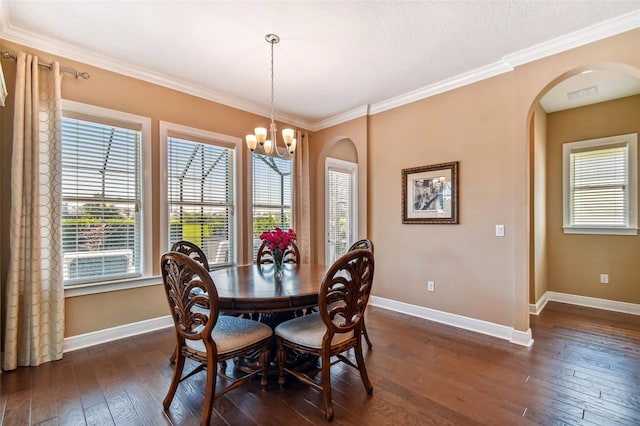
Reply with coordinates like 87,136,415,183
504,9,640,67
273,111,313,130
370,60,514,117
0,23,315,130
310,105,369,132
2,4,638,133
313,9,640,131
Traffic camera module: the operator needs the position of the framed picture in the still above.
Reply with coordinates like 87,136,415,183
402,161,458,224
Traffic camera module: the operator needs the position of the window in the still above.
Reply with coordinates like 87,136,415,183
160,122,241,267
326,158,358,265
61,101,152,286
252,155,293,257
563,133,638,235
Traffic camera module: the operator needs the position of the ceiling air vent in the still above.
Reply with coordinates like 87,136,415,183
566,85,598,100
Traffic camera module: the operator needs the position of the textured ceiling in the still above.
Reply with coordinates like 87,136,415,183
1,1,639,128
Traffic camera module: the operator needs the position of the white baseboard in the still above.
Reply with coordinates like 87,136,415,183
369,296,534,347
63,315,173,353
531,291,640,316
62,292,639,353
529,291,550,315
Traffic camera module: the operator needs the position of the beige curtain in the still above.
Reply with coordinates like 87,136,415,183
3,53,64,370
293,131,311,263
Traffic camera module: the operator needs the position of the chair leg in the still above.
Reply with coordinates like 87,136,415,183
201,357,218,426
163,351,185,411
320,351,334,421
277,337,286,387
362,321,373,349
260,342,270,387
354,340,373,395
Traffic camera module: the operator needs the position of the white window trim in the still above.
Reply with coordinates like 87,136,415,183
325,157,358,263
159,121,243,265
61,100,153,297
562,133,638,236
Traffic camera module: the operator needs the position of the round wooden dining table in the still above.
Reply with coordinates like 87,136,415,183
209,263,328,375
209,263,328,314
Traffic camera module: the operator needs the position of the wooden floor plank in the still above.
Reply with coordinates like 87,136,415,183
30,361,59,424
2,301,640,425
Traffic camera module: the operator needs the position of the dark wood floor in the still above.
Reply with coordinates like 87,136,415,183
1,301,639,425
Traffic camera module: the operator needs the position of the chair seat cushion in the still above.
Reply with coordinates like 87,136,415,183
274,313,354,349
186,316,272,355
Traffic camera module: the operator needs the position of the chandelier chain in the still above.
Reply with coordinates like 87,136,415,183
270,39,275,125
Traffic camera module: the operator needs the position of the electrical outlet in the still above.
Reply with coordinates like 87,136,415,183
495,224,505,237
600,274,609,284
427,281,435,292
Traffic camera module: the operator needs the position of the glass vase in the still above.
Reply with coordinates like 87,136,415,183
274,259,284,280
273,250,284,280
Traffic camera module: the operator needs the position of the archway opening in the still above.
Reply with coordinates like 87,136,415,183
528,62,640,314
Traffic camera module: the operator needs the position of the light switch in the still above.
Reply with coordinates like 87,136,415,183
495,224,505,237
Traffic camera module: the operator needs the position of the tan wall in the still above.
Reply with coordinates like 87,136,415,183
546,95,640,304
369,74,519,326
315,29,640,333
0,39,310,336
312,117,368,264
532,105,548,303
2,29,639,338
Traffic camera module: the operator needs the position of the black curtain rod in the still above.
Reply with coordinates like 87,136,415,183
1,50,90,79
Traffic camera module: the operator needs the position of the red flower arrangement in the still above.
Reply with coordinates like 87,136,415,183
259,227,297,252
259,228,296,278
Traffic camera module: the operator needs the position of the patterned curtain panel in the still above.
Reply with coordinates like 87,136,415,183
293,130,311,263
3,53,65,370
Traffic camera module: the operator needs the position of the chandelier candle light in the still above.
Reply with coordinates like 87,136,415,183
246,34,296,159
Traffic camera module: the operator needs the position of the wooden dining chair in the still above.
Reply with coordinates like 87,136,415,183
161,252,272,426
275,249,375,421
171,240,210,271
348,238,374,253
256,240,300,265
348,238,374,349
168,240,210,364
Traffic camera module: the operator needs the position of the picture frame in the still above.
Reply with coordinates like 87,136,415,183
401,161,458,224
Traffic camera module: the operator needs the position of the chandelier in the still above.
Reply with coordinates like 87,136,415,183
245,34,296,159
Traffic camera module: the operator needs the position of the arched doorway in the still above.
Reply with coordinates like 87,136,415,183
316,137,360,264
529,62,640,314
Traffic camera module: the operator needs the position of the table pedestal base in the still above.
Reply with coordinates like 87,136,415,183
232,310,317,377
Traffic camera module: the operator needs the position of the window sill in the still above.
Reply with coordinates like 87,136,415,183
562,226,639,236
64,275,163,298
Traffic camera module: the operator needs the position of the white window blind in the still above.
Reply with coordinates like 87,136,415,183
252,156,292,257
563,133,638,235
570,145,627,226
167,137,235,267
61,117,142,285
327,168,352,265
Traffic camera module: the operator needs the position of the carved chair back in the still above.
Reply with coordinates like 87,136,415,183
161,251,218,358
318,248,375,341
171,240,210,271
348,238,374,253
256,240,300,265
